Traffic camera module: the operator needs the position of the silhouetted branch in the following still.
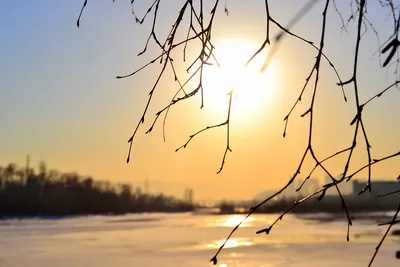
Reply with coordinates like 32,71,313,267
368,203,400,266
363,80,400,106
346,150,400,181
176,90,233,173
217,90,233,174
283,64,315,138
332,0,348,32
77,0,400,265
256,188,325,235
297,146,353,192
76,0,87,28
378,189,400,198
131,0,157,25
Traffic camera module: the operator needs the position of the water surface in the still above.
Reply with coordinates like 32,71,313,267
0,212,398,266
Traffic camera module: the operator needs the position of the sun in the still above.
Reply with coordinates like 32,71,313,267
202,39,279,121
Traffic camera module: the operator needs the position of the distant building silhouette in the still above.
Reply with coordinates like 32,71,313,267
353,179,400,196
184,188,194,204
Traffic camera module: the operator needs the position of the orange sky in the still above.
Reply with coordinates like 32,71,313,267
1,1,399,201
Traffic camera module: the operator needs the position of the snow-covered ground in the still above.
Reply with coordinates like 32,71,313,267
0,212,398,267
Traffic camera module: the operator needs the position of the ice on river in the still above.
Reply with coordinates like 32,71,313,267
0,212,399,267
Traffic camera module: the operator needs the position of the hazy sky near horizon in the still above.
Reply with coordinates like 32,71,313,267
1,1,399,201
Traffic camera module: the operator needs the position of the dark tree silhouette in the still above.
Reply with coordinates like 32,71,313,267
77,0,400,266
0,162,194,216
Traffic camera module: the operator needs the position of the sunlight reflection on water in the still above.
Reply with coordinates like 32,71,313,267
206,238,253,249
213,215,255,227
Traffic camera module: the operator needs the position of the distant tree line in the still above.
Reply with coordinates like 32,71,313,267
0,162,194,217
215,194,399,215
241,194,399,214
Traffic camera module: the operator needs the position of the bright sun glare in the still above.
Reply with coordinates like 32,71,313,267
202,39,279,119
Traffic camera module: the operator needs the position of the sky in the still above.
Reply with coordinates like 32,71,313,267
0,0,399,202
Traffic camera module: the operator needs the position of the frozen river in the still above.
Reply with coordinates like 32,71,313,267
0,212,399,267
